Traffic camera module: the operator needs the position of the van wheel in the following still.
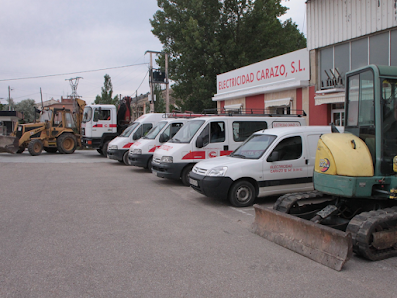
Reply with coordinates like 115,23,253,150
228,180,256,207
146,157,153,171
122,151,130,165
101,141,110,157
181,164,194,186
28,139,43,156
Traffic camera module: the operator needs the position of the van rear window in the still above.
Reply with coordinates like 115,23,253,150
232,121,268,142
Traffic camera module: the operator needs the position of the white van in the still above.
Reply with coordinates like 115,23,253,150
189,126,343,207
107,113,166,165
128,118,189,170
151,115,306,185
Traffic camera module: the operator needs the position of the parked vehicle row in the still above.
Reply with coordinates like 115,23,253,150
103,111,345,208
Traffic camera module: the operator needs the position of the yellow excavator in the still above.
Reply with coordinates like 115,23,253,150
0,98,86,156
252,65,397,270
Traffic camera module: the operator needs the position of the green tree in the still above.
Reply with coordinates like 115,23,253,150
94,74,119,106
14,99,37,123
151,0,306,112
2,97,15,111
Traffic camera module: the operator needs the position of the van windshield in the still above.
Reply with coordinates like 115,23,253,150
120,122,139,137
230,134,276,159
170,119,205,143
144,121,167,139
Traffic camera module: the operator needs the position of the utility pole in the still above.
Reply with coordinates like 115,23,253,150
8,86,13,111
165,53,169,113
145,50,169,113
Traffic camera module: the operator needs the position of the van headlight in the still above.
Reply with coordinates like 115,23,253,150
108,145,118,150
132,149,142,155
161,156,173,163
207,166,227,177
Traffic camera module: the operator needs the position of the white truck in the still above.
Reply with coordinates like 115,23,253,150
128,118,189,170
151,114,306,186
189,125,343,207
81,100,131,156
107,113,167,165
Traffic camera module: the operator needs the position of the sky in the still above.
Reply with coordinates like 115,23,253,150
0,0,307,106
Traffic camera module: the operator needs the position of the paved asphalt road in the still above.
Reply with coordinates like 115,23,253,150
0,150,397,297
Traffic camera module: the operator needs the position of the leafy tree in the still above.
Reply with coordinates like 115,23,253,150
94,74,119,106
14,99,36,123
151,0,306,112
2,97,16,111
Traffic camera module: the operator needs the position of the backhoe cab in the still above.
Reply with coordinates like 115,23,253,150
252,65,397,270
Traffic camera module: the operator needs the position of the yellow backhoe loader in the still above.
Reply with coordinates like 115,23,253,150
252,65,397,270
0,98,86,156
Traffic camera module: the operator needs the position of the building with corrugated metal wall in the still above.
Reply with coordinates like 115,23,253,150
308,0,397,125
212,0,397,125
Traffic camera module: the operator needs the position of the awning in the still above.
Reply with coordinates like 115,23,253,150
315,92,345,106
265,98,292,108
224,103,242,110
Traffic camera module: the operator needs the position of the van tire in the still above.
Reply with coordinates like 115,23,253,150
181,164,194,186
122,151,129,165
101,140,110,157
228,180,256,207
146,157,153,170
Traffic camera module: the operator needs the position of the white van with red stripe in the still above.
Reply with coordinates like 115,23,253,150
128,118,193,170
151,114,306,185
107,113,167,165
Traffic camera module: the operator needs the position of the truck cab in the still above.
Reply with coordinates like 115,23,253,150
81,104,118,155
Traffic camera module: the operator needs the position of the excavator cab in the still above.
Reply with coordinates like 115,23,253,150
252,65,397,270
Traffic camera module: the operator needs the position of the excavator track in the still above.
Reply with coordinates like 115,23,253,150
346,207,397,261
274,190,335,219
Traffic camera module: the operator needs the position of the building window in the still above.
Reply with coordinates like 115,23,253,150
369,32,389,66
351,38,368,70
331,103,345,126
319,29,396,90
391,29,397,66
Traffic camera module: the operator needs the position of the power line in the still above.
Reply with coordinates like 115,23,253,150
0,63,149,82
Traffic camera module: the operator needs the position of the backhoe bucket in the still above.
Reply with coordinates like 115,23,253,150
251,204,353,271
0,135,19,154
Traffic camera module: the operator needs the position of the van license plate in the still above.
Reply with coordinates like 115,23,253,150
189,178,198,187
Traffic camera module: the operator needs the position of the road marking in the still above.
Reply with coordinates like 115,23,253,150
230,207,254,216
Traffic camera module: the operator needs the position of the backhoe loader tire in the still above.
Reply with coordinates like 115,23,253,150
228,180,256,207
57,133,77,154
28,139,43,156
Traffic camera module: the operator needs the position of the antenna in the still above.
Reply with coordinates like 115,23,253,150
65,77,83,99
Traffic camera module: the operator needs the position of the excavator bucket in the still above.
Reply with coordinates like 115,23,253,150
251,204,353,271
0,135,19,154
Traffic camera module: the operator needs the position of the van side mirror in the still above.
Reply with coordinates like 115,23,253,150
267,151,279,162
159,133,169,143
133,132,140,140
196,136,203,148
